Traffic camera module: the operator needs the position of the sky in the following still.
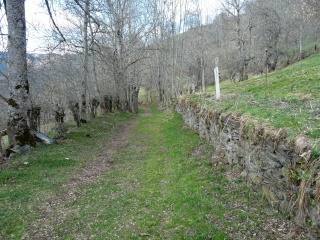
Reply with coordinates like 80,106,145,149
200,0,221,21
25,0,56,53
24,0,221,53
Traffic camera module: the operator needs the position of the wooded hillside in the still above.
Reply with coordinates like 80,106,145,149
0,0,319,150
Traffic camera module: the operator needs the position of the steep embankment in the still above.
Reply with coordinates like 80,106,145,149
175,54,320,237
0,108,308,239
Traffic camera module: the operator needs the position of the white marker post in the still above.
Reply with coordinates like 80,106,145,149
214,57,220,100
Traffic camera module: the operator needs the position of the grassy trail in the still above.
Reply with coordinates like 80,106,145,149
0,107,307,239
61,107,226,239
85,107,226,239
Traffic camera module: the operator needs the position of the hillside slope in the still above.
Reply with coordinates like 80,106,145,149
189,53,320,155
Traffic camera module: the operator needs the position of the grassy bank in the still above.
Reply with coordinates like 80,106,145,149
191,54,320,155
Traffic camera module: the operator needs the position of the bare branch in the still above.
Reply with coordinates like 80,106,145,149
44,0,66,43
0,71,7,80
73,0,101,27
0,93,8,104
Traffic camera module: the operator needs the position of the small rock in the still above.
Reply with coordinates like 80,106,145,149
9,153,18,159
20,145,32,155
11,145,22,154
35,132,55,144
8,144,32,157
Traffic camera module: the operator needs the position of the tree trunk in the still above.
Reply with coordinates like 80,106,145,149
191,74,196,94
104,95,112,113
171,1,176,100
89,14,101,111
54,104,66,138
27,107,41,132
131,86,139,114
157,64,164,103
6,0,35,147
69,101,81,127
90,98,99,118
81,0,89,120
115,79,128,112
201,57,205,93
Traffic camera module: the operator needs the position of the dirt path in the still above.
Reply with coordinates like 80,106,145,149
26,118,138,239
142,105,152,116
62,117,138,193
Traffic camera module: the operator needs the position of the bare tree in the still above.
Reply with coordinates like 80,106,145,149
249,1,282,71
221,0,250,81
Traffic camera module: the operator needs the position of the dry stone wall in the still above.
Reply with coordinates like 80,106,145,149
175,97,320,236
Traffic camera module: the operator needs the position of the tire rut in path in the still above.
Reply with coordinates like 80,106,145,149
63,117,138,193
26,117,138,239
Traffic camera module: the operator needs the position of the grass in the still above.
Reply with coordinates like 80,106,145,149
0,112,134,239
189,53,320,154
50,107,227,239
0,108,304,239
